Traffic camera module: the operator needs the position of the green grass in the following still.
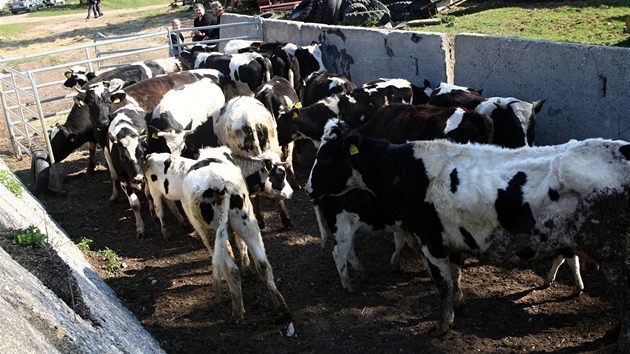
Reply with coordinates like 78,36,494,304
10,225,46,247
0,170,24,198
429,1,630,47
6,0,174,17
0,23,30,38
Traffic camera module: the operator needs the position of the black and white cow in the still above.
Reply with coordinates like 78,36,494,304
62,65,105,89
179,50,273,99
281,78,413,146
475,96,545,148
315,103,493,291
212,96,293,229
307,119,630,350
146,77,225,155
75,71,201,148
106,103,148,239
182,96,293,229
81,58,183,88
143,146,292,244
254,76,301,189
302,70,356,107
49,103,98,172
427,82,485,110
179,146,292,324
314,188,421,291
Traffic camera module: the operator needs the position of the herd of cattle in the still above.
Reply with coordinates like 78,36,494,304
49,39,630,350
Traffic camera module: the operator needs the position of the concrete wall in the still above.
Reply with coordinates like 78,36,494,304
222,14,451,87
223,15,630,146
454,34,630,145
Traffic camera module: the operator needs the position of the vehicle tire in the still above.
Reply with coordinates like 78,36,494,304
259,11,277,19
12,11,18,14
344,9,388,25
344,2,368,14
27,5,33,12
387,1,411,14
288,0,313,21
30,150,50,196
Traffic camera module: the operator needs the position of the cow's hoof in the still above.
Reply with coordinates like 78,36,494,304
281,219,294,230
274,309,293,324
230,313,244,324
428,326,448,338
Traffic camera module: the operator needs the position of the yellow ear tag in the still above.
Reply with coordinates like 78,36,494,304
349,144,359,155
77,100,85,107
151,132,158,139
293,101,302,109
65,72,72,79
112,98,120,104
292,111,298,119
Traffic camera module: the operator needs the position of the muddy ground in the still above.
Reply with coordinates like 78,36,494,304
0,2,625,353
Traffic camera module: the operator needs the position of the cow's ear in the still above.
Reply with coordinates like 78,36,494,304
263,159,272,172
73,96,86,107
342,133,361,157
291,102,302,119
64,71,73,79
111,92,126,104
533,99,545,113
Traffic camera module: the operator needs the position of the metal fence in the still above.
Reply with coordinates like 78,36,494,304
0,18,263,192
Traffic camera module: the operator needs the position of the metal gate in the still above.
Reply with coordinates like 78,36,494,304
0,18,263,193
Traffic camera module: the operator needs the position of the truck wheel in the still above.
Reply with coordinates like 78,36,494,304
27,5,33,12
30,150,50,196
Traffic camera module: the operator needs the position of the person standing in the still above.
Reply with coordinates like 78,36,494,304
95,0,104,17
169,19,186,57
210,1,224,26
191,3,217,42
86,0,98,19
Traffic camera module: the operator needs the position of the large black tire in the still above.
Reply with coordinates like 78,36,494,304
288,0,314,21
309,0,328,23
387,1,411,14
344,2,368,14
30,150,50,196
344,9,389,25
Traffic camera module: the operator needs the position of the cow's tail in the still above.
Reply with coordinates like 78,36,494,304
256,55,273,84
211,189,231,300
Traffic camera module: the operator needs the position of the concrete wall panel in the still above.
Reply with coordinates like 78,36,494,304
454,34,630,145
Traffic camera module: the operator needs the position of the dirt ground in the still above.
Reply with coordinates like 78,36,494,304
0,3,625,354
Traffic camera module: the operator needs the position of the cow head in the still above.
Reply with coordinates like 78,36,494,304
306,119,358,200
108,113,148,187
76,80,127,132
481,97,545,148
147,124,191,156
230,150,293,200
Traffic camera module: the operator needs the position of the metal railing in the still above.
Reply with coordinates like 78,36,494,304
0,18,263,193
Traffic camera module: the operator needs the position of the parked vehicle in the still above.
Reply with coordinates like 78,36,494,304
9,0,45,14
43,0,65,6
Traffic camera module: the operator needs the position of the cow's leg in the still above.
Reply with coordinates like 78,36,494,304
214,224,244,324
164,199,188,227
605,262,630,352
103,148,119,202
332,228,358,292
229,203,291,323
251,195,265,229
282,142,300,190
391,228,406,271
544,254,565,287
277,199,293,229
123,184,144,240
87,141,97,173
230,230,253,276
450,252,465,309
566,254,585,294
422,251,455,337
313,204,330,249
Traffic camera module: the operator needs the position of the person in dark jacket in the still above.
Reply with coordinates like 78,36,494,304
191,3,218,42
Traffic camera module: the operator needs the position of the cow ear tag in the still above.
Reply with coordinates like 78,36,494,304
151,132,158,139
349,144,359,155
64,72,72,79
77,100,85,107
112,98,121,104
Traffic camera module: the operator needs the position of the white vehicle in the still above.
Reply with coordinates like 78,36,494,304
9,0,45,14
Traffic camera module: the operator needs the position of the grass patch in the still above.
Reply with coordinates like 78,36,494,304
0,170,24,198
428,1,630,47
98,247,122,274
0,23,30,39
75,237,93,251
10,225,46,247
